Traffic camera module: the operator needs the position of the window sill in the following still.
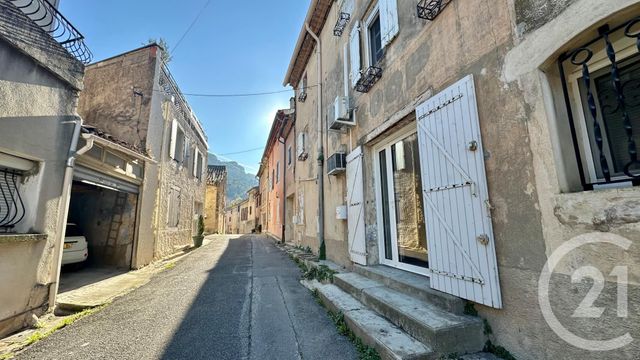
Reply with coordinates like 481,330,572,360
553,187,640,230
0,233,47,244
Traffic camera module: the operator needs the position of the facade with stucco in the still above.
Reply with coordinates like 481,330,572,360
0,0,85,337
285,0,640,358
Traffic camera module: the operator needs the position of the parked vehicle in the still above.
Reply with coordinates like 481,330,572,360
62,223,88,265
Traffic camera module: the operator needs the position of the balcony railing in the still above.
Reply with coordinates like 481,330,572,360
159,65,208,145
10,0,92,64
417,0,452,21
0,168,25,233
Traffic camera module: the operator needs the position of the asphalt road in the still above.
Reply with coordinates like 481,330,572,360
18,235,358,360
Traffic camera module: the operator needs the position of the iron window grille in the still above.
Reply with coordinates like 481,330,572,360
297,91,307,103
417,0,452,21
334,12,351,37
0,168,26,233
355,66,383,93
10,0,92,63
558,17,640,190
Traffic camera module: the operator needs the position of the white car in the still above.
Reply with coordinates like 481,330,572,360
62,223,88,266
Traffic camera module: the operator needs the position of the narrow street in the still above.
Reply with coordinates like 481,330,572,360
16,235,358,360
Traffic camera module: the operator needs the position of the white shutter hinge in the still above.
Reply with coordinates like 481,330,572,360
485,200,494,218
430,268,485,285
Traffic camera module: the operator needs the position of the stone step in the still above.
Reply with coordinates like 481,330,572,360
315,283,435,360
334,272,485,355
353,265,466,315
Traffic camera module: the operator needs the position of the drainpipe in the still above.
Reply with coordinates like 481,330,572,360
49,118,93,309
277,113,287,244
305,22,325,260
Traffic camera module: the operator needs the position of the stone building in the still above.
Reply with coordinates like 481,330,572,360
204,165,227,234
0,0,87,337
77,44,208,262
283,0,640,359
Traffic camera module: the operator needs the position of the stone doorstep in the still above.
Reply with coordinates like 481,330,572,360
315,283,435,360
353,265,466,315
334,272,485,356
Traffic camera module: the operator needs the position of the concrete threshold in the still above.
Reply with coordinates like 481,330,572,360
55,240,206,314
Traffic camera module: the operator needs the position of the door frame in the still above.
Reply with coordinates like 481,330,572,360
372,122,430,277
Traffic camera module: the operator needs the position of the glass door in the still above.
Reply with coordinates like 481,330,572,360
375,129,429,276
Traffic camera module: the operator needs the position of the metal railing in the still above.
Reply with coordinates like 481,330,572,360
158,64,207,145
0,169,25,233
558,17,640,190
10,0,92,64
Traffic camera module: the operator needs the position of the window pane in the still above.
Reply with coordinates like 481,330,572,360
369,15,383,65
378,149,393,260
104,151,125,169
391,133,428,268
593,56,640,177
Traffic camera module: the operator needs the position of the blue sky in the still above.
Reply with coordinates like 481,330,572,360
60,0,310,174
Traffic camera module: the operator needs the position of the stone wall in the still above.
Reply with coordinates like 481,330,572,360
289,0,640,358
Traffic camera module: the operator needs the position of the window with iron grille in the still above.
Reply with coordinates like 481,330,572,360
559,17,640,190
0,168,26,233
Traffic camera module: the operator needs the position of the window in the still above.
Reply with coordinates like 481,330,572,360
374,127,429,274
560,17,640,189
271,169,275,189
105,151,126,169
86,145,103,160
367,13,383,65
168,187,181,227
249,206,252,215
193,148,203,180
0,167,25,232
298,73,308,102
287,146,292,166
169,120,186,163
276,161,280,183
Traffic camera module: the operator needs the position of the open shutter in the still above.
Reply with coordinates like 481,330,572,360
380,0,399,47
416,75,502,309
349,22,361,88
346,146,366,265
169,120,178,159
193,148,199,177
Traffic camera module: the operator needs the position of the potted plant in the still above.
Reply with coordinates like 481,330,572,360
193,215,205,248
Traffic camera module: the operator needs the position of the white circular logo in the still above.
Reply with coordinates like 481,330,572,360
538,234,633,351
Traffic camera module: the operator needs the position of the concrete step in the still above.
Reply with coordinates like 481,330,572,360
353,265,466,315
334,272,485,355
315,283,435,360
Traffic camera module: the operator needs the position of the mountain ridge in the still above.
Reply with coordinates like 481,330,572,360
208,153,258,203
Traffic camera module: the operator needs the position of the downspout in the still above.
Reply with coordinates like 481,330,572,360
305,22,325,260
49,119,93,309
277,113,287,244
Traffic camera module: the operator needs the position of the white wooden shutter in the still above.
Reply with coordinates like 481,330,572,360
416,75,502,309
349,22,361,88
169,120,178,159
297,132,305,158
193,148,199,177
346,146,366,265
380,0,399,47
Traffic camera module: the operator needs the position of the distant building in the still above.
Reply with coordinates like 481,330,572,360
256,105,295,242
204,165,227,234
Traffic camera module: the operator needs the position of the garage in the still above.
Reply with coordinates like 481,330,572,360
66,165,139,270
58,129,147,295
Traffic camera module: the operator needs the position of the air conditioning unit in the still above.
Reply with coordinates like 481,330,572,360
327,152,347,175
297,132,308,160
329,96,354,130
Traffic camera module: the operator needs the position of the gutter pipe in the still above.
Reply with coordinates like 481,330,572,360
304,22,325,260
49,118,92,308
